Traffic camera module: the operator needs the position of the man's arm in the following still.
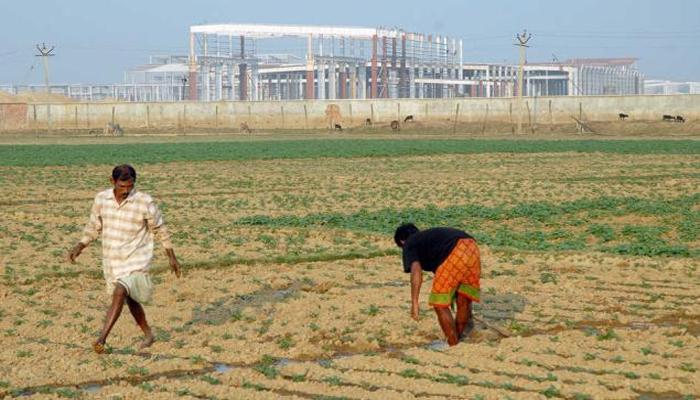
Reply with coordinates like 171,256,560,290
68,197,102,263
146,200,181,278
410,261,423,321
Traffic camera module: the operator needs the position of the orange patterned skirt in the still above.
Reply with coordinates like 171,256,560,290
429,238,481,308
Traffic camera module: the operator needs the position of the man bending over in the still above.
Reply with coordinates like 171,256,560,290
394,223,481,346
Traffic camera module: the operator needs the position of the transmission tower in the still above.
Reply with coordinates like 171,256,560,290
35,43,56,92
514,30,531,135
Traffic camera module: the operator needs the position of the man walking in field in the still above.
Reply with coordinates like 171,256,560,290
68,164,181,353
394,223,480,346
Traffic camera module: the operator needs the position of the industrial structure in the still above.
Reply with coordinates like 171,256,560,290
644,79,700,95
183,24,644,102
1,23,646,102
185,24,466,101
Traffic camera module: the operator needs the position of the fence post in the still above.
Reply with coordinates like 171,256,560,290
452,102,460,134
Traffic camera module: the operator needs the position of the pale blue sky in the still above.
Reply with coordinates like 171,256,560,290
1,0,698,84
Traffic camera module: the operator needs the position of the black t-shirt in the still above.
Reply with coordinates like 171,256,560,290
402,227,473,273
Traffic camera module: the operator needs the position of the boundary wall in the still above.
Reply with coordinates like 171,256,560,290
1,95,698,132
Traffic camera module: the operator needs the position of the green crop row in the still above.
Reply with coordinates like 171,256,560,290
236,194,699,257
2,139,699,166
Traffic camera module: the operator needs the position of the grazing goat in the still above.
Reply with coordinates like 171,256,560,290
240,122,253,133
662,115,676,122
404,115,414,122
365,118,372,126
334,123,343,131
104,122,123,136
618,113,629,121
390,120,400,131
676,115,685,123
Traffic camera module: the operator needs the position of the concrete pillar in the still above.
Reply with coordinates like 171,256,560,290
239,64,248,100
349,66,356,99
251,67,259,100
418,68,424,98
358,65,367,99
525,77,530,97
328,61,336,99
381,36,389,98
215,64,222,100
389,70,397,98
227,63,234,100
204,65,211,101
569,68,576,96
371,35,378,98
458,39,463,81
269,74,274,100
317,62,325,100
277,74,283,100
443,36,448,64
485,67,491,98
298,73,303,100
596,67,601,94
305,34,315,100
409,67,415,98
399,34,408,98
339,70,347,99
188,32,198,100
202,34,210,101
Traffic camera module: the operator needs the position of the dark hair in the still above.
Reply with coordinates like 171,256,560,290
394,223,419,247
112,164,137,182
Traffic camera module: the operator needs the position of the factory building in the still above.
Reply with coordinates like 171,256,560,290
1,23,645,102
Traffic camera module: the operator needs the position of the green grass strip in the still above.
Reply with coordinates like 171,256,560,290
236,194,699,257
2,139,699,166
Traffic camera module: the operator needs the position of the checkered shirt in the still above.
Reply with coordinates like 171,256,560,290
80,188,173,279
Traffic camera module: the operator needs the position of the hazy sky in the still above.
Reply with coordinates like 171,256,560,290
1,0,699,85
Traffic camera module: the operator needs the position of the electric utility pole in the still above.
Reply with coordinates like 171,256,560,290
36,43,55,92
514,30,531,135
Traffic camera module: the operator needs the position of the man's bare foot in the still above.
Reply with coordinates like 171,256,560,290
93,341,107,354
139,335,155,349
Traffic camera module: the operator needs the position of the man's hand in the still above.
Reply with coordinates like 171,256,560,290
67,243,86,263
411,302,420,321
165,248,181,278
169,257,181,278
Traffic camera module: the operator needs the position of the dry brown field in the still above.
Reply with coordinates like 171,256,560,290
0,134,698,399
